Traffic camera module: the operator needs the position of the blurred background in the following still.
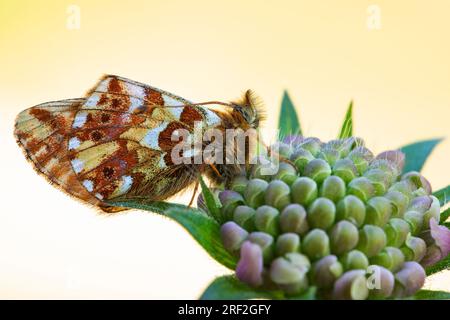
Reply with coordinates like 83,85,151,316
0,0,449,298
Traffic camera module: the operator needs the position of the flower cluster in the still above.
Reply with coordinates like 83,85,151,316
202,137,450,300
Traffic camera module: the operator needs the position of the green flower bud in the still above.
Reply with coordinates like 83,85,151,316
384,190,409,218
247,231,275,264
370,247,405,272
332,159,358,184
311,255,343,288
219,190,245,220
364,169,390,196
220,221,249,254
291,177,318,206
290,148,314,174
375,150,405,175
347,177,375,202
304,159,332,184
320,175,346,203
276,233,301,256
404,210,424,235
333,270,369,300
340,250,369,271
330,220,359,255
357,225,387,257
233,205,256,231
347,146,374,175
388,181,415,201
384,218,411,247
265,179,291,211
324,138,355,158
254,205,280,236
299,137,322,156
280,204,309,235
370,159,400,182
270,253,310,295
393,261,426,298
401,234,426,262
307,197,336,230
271,141,293,158
367,265,395,299
365,196,393,227
409,195,440,229
229,175,249,195
336,195,366,227
244,178,269,208
317,147,340,166
303,229,330,260
250,156,275,181
401,171,432,195
274,162,298,186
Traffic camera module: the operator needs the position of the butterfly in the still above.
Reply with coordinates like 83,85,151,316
14,75,264,212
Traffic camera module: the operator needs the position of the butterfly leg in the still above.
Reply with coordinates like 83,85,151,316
188,180,199,207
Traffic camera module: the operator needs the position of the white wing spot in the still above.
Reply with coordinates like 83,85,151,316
84,94,101,108
163,95,185,107
141,122,169,150
117,175,133,195
128,96,143,112
168,107,184,120
125,82,146,99
71,159,84,174
82,180,94,192
158,154,167,168
204,109,221,127
68,137,81,150
72,112,88,128
95,193,104,200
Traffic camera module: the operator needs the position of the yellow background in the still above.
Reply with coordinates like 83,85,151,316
0,0,449,298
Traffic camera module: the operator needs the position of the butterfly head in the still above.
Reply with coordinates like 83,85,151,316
231,90,265,129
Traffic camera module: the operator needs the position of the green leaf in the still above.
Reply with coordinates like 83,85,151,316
200,275,283,300
108,199,237,270
413,290,450,300
441,207,450,223
199,176,222,223
434,185,450,207
338,101,353,139
426,253,450,276
399,138,443,173
278,91,301,138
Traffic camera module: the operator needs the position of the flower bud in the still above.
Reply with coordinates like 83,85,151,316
375,150,405,174
401,171,432,195
389,181,415,201
364,169,390,196
229,175,249,195
271,141,293,158
317,147,340,166
307,197,336,230
357,225,387,257
332,159,358,184
254,205,280,236
290,148,314,174
409,195,440,228
366,265,395,299
304,159,332,184
219,190,245,220
274,162,298,186
340,250,369,271
291,177,318,206
401,234,426,262
233,205,256,231
276,233,301,256
420,218,450,267
404,210,424,235
303,229,330,260
333,270,369,300
365,196,392,227
299,137,322,156
324,138,355,158
348,177,375,202
393,261,426,298
283,135,304,145
280,204,309,235
370,247,405,272
247,231,275,264
265,180,291,211
311,255,343,288
384,218,411,247
330,220,359,255
320,175,346,203
336,195,366,227
270,253,310,294
236,241,263,287
250,157,275,181
384,191,409,218
244,178,269,208
220,221,249,253
347,146,374,175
